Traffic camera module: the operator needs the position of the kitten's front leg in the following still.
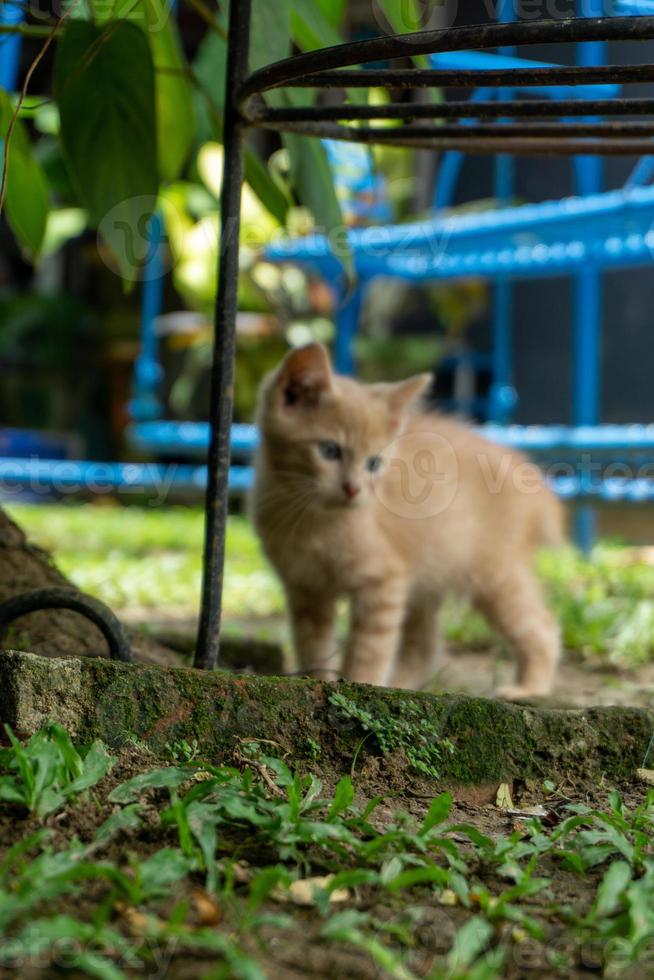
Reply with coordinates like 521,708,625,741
342,579,407,687
287,587,337,681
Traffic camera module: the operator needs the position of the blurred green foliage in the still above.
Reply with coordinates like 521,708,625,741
8,503,654,668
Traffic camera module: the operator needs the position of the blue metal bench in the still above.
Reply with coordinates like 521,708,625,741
261,2,654,546
4,0,654,542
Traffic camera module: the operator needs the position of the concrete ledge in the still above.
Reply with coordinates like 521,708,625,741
0,650,651,787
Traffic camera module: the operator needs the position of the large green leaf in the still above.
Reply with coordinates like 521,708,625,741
374,0,424,34
374,0,431,68
280,92,350,276
243,149,290,225
0,89,50,257
193,26,228,117
139,0,195,181
315,0,347,29
290,0,342,51
251,0,290,71
54,20,159,281
88,0,194,180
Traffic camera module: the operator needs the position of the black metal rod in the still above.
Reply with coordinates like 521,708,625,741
194,0,251,671
256,120,654,138
0,589,132,663
280,64,654,90
245,97,654,124
254,119,654,156
238,16,654,103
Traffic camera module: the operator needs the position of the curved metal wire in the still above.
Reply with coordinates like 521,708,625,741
0,589,133,663
236,15,654,157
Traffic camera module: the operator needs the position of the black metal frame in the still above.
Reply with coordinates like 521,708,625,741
193,4,654,670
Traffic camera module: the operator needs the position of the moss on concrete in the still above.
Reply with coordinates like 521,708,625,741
0,650,651,791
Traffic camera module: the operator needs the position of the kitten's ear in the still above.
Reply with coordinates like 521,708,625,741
374,373,432,417
276,343,333,408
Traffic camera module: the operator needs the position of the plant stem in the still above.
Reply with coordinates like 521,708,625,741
0,23,58,37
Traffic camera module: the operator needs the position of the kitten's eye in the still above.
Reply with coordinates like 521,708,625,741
318,440,342,461
366,455,382,473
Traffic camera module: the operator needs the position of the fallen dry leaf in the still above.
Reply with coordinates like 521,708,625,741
274,875,350,907
506,805,549,818
193,770,214,783
114,903,165,936
192,888,222,926
232,861,253,884
495,783,514,810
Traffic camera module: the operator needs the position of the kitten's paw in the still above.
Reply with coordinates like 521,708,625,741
494,684,550,703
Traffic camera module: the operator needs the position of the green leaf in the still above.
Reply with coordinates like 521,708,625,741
251,0,290,71
94,804,142,843
54,20,158,282
447,916,494,971
137,848,194,899
244,150,290,225
280,92,350,276
386,864,450,892
0,778,28,807
421,792,453,834
290,0,342,51
594,860,631,918
327,777,355,820
0,830,49,882
67,741,114,795
374,0,431,69
315,0,347,29
4,725,35,803
36,789,67,819
187,801,219,892
374,0,423,34
46,723,84,780
0,90,50,256
168,926,266,980
128,0,195,181
108,766,191,803
8,916,128,980
248,866,291,913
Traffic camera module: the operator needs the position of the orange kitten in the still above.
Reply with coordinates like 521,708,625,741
252,344,564,700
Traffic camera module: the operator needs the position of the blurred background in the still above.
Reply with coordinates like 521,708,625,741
3,0,654,701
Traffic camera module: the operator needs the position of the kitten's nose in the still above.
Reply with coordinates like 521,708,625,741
343,481,361,499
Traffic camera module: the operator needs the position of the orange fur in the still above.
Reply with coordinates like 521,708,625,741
252,344,565,700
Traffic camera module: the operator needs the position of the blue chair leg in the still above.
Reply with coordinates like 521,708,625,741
489,6,517,425
334,284,363,376
572,13,605,552
130,213,165,421
573,264,602,552
0,1,23,92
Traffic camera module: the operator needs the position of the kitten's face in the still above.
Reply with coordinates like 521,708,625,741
258,344,431,511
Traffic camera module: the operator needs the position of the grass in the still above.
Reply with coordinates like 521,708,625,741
1,725,654,978
8,501,654,666
6,503,284,621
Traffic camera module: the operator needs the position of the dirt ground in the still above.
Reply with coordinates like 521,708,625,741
0,736,650,980
124,606,654,711
430,644,654,710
